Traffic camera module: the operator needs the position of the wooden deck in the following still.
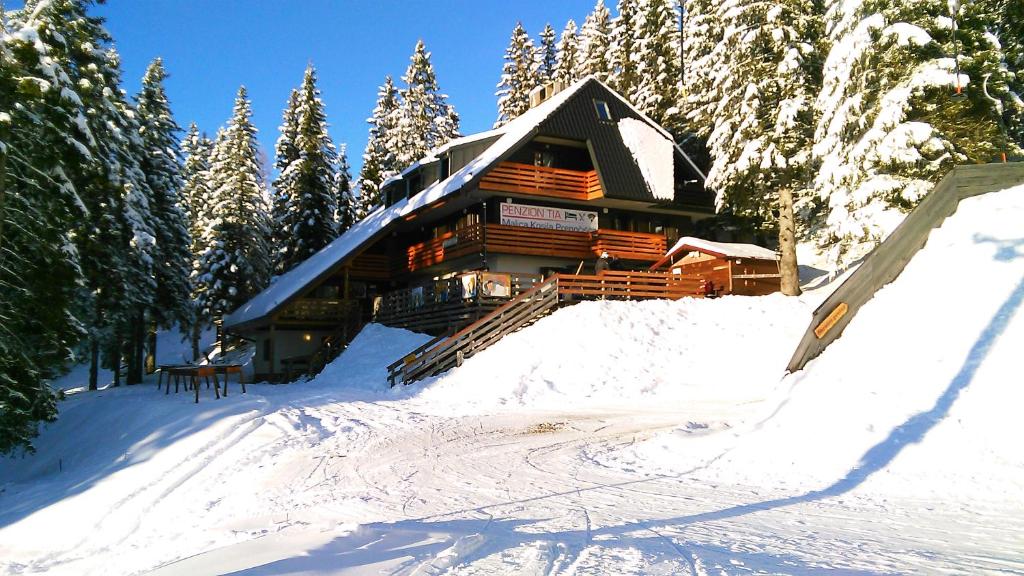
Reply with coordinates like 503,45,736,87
401,224,667,273
479,161,603,201
388,270,707,386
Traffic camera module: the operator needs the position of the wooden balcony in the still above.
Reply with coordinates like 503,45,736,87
277,298,359,324
401,223,667,274
479,161,603,201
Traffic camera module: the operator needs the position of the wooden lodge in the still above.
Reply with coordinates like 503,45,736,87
649,237,782,296
224,77,718,381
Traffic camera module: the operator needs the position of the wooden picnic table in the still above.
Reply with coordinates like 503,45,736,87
157,363,245,403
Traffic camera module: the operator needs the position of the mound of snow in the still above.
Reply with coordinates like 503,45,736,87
416,294,811,413
610,187,1024,502
308,323,432,393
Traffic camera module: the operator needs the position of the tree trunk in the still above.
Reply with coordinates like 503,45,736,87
191,322,201,362
0,138,7,253
777,186,801,296
145,316,157,374
112,334,122,388
127,310,145,384
88,337,99,391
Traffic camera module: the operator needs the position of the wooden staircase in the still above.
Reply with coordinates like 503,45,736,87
387,271,706,386
305,307,366,380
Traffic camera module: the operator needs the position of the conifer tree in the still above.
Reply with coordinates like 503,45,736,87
536,23,558,84
393,40,460,169
196,87,272,318
495,23,538,127
270,89,300,274
135,58,191,370
813,0,1019,265
179,124,214,360
335,145,357,233
554,19,582,86
579,0,613,82
704,0,821,295
609,0,641,98
681,0,725,130
357,76,400,216
274,64,339,273
634,0,683,132
1,0,89,452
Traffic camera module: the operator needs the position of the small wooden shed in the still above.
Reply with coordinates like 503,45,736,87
649,237,781,296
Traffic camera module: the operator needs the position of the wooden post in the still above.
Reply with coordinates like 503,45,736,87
268,323,277,379
344,266,350,300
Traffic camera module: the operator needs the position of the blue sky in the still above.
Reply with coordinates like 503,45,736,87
12,1,600,176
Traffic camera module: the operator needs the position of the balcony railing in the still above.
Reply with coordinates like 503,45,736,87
401,223,667,274
278,298,359,323
479,161,603,201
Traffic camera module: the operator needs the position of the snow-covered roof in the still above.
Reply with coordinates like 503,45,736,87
379,127,508,189
224,78,600,330
656,237,779,268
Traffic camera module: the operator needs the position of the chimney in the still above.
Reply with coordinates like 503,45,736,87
528,80,567,109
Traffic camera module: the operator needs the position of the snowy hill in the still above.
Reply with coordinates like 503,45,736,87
1,188,1022,574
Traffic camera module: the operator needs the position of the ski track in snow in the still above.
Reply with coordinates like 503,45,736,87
3,190,1024,575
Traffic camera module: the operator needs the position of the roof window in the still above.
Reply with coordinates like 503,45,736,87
594,99,612,121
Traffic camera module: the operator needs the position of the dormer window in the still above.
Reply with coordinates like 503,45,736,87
594,99,612,121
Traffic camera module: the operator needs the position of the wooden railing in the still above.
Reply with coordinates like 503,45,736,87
387,271,707,386
277,298,359,323
404,225,483,273
479,161,603,201
592,229,667,261
349,253,391,280
402,224,668,273
557,270,705,299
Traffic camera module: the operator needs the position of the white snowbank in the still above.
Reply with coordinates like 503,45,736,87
416,294,810,413
610,186,1024,502
618,117,674,200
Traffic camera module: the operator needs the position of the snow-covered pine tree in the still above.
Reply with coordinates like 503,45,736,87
705,0,821,295
536,23,558,85
0,0,90,453
135,58,191,368
393,40,460,170
196,87,272,318
274,64,339,274
495,23,538,128
357,76,400,217
579,0,612,82
608,0,642,99
335,144,357,233
179,123,214,359
270,88,300,275
633,0,683,133
812,0,1019,266
554,19,582,87
681,0,725,132
34,1,159,387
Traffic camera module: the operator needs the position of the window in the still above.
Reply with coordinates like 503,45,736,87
594,99,612,121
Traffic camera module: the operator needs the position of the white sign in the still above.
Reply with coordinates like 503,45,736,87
499,202,598,233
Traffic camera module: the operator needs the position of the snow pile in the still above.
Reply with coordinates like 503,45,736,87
617,117,674,200
664,236,779,261
611,187,1024,502
308,323,432,393
417,294,810,413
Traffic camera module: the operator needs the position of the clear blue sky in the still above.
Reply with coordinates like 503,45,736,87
12,1,599,176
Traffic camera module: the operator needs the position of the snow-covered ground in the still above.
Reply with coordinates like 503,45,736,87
1,189,1023,575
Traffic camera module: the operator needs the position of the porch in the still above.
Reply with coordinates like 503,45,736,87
402,223,668,274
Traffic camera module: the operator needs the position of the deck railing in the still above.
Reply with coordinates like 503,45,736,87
402,223,667,273
277,298,359,323
479,161,603,201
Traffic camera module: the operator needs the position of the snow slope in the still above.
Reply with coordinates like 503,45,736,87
1,188,1022,575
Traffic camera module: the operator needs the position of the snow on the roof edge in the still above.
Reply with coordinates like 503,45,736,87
224,77,598,329
666,236,779,261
